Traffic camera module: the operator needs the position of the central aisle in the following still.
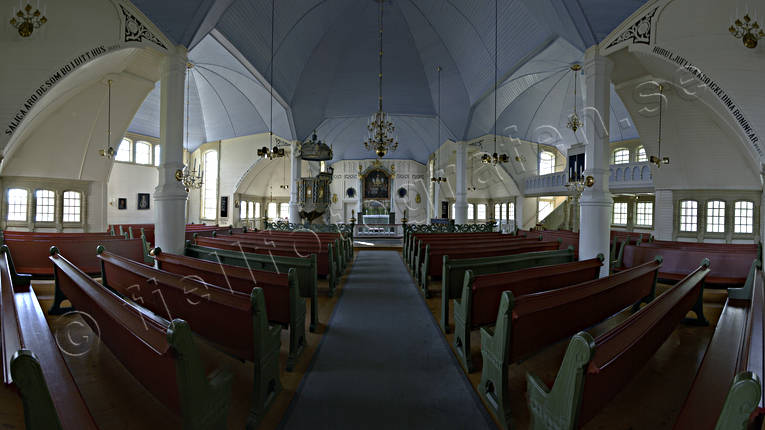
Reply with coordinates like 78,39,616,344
279,250,495,429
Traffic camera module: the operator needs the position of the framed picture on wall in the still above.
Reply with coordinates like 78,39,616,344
118,198,127,210
220,196,228,218
137,193,150,210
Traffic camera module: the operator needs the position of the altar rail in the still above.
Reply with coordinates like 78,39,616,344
264,221,354,236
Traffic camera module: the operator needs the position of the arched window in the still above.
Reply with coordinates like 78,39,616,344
612,202,627,225
267,202,277,219
451,203,455,220
508,202,515,221
135,141,152,165
679,200,698,232
494,204,500,220
7,188,28,221
539,151,555,175
636,146,647,162
612,148,629,164
467,203,474,220
35,190,55,222
477,204,487,220
254,202,261,218
248,201,254,219
734,201,754,234
500,203,507,221
201,151,218,220
154,145,161,167
706,200,726,233
63,191,81,223
115,138,132,162
240,201,247,219
279,203,289,220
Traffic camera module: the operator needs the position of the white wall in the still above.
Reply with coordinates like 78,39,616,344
106,162,158,225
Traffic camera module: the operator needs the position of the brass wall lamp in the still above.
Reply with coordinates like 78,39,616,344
730,14,765,48
10,3,47,37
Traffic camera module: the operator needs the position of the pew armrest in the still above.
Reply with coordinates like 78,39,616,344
714,371,762,430
526,332,595,430
728,259,761,300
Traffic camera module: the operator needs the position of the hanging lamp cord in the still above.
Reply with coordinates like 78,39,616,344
107,80,111,151
269,0,275,149
437,65,441,177
657,84,663,158
493,0,498,155
378,0,384,114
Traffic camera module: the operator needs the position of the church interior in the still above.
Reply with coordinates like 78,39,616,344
2,0,765,428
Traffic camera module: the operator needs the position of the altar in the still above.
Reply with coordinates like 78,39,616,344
362,214,389,225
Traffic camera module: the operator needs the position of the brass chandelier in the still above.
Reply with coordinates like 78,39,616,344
566,64,582,133
259,0,285,161
10,3,46,38
730,13,764,48
648,84,670,168
481,0,508,165
364,0,398,159
431,66,446,183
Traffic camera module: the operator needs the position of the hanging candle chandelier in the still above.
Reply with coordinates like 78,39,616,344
649,83,670,168
259,0,285,161
364,0,398,159
99,80,115,159
481,0,508,165
175,62,203,191
431,66,446,183
566,64,582,133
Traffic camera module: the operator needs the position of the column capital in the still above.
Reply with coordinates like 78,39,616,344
583,46,614,76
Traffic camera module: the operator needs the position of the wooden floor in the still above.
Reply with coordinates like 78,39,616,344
1,252,724,429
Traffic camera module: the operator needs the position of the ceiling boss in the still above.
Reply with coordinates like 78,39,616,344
364,0,398,159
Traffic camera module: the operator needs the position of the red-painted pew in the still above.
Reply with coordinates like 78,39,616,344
527,260,710,429
453,256,603,372
49,248,232,429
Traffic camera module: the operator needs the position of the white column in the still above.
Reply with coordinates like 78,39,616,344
455,143,468,224
579,46,613,277
356,172,363,222
154,46,188,255
433,179,441,220
289,142,300,224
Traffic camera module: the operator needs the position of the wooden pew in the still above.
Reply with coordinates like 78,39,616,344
440,247,577,332
454,256,603,372
479,258,674,429
618,243,756,287
419,240,560,293
405,232,503,267
49,248,232,430
185,243,320,332
94,249,281,425
152,247,307,361
0,246,98,430
408,233,508,271
5,237,146,279
236,230,353,264
526,259,711,430
673,259,764,430
196,235,340,296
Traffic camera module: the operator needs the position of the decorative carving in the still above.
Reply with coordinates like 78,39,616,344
605,7,657,49
120,5,167,50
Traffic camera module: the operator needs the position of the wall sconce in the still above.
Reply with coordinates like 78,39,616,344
730,14,765,48
10,3,47,38
649,155,670,167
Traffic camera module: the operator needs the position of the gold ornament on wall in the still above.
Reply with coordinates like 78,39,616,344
415,193,421,204
332,193,338,203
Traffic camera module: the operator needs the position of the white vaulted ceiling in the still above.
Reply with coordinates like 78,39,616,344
127,0,648,162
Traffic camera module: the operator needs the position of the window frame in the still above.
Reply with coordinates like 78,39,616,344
200,150,219,221
612,148,630,165
734,200,755,235
539,150,556,175
679,200,699,233
477,203,487,220
612,202,628,226
134,140,153,165
34,189,56,223
154,144,161,167
62,190,82,224
7,188,29,222
635,201,653,227
636,146,647,162
115,138,133,163
705,200,726,234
